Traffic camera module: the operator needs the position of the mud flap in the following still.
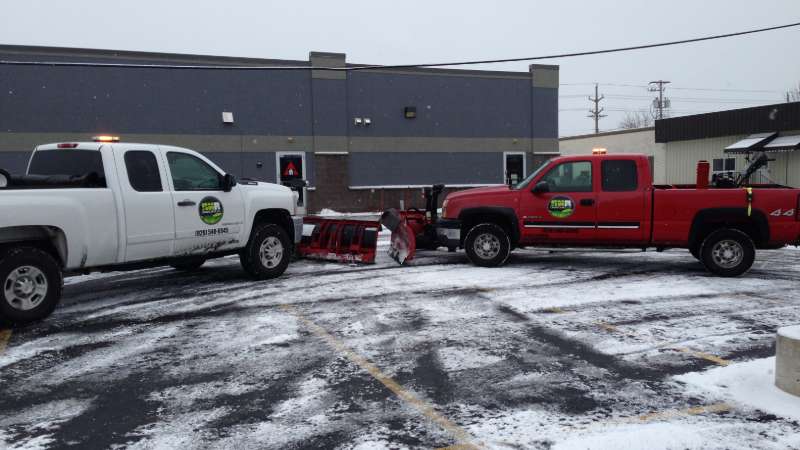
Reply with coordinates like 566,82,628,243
380,209,417,265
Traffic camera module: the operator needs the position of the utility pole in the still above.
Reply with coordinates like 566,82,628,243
649,80,671,120
588,83,606,134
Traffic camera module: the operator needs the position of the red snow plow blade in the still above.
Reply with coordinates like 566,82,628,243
379,184,446,265
297,216,381,264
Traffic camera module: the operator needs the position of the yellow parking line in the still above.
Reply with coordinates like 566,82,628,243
0,329,12,354
674,347,731,366
280,304,480,450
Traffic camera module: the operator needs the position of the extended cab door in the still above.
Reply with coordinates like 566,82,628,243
595,157,648,244
161,148,246,256
520,159,597,243
112,146,175,261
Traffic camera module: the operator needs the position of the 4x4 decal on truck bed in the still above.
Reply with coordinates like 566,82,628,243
769,208,796,217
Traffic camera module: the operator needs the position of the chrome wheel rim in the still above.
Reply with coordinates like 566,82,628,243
711,239,744,269
473,233,501,260
3,266,48,311
259,237,284,269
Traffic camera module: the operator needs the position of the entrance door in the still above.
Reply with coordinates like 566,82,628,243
504,152,525,185
519,159,597,244
277,152,306,214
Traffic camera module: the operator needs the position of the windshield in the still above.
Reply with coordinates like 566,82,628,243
513,161,550,190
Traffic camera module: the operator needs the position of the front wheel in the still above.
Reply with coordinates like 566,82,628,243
0,247,63,324
464,223,511,267
240,224,292,280
700,228,755,277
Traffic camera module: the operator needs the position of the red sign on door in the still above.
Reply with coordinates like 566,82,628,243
282,161,298,177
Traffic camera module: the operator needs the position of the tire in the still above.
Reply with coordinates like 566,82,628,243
0,246,63,324
240,223,292,280
464,223,511,267
170,258,206,272
700,228,755,277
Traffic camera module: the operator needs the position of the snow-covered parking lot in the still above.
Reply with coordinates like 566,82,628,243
1,236,800,449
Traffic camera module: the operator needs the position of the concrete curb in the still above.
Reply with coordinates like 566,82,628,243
776,325,800,397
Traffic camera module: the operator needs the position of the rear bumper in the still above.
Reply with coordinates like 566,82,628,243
291,216,304,244
436,218,461,247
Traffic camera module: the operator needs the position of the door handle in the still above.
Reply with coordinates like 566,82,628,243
580,198,595,206
177,200,196,207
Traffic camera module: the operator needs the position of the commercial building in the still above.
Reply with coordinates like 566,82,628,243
0,45,559,213
559,102,800,186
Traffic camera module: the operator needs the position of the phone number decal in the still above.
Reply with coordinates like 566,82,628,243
195,227,229,237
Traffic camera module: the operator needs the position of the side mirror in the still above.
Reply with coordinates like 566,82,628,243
0,169,9,188
222,173,237,192
532,181,550,194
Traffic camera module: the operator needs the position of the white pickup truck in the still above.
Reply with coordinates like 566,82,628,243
0,138,303,323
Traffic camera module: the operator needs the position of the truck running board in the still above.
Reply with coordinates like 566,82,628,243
297,217,380,264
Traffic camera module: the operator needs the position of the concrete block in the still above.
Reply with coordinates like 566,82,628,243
776,325,800,397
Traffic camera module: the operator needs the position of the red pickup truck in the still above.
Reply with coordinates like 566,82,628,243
435,153,800,276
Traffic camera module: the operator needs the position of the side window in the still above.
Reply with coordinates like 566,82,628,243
124,151,162,192
602,160,638,192
166,152,222,191
541,161,593,192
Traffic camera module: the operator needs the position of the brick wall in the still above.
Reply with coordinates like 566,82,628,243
307,154,479,214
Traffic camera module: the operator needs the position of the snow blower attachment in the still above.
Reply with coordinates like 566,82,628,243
380,184,446,265
297,216,381,264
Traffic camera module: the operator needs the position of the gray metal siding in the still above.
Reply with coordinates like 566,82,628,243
531,87,558,139
0,151,32,174
347,72,532,138
348,152,503,186
0,64,313,135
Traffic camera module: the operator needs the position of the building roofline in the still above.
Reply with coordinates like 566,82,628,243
0,44,540,78
559,127,654,141
655,102,800,143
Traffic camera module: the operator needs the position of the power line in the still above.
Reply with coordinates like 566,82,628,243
649,80,671,119
2,21,799,71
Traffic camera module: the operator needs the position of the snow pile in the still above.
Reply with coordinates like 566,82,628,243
674,357,800,421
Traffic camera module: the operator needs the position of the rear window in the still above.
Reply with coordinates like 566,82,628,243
601,160,638,192
28,150,106,186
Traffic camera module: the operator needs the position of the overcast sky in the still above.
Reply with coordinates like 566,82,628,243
2,0,799,136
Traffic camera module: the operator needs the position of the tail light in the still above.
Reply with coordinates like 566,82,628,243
57,143,78,149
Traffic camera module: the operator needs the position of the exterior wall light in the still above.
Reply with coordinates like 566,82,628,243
404,106,417,119
222,112,234,124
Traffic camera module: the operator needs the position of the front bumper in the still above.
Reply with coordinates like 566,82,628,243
436,218,461,247
291,216,304,244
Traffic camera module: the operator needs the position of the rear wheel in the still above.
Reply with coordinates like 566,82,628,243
170,258,206,272
0,247,63,324
700,228,755,277
240,223,291,280
464,223,511,267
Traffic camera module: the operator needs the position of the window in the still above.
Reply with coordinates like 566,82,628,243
167,152,222,191
28,150,107,187
712,158,736,173
541,161,592,192
602,160,638,191
124,151,162,192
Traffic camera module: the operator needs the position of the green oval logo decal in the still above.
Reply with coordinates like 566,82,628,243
548,196,575,219
199,196,224,225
